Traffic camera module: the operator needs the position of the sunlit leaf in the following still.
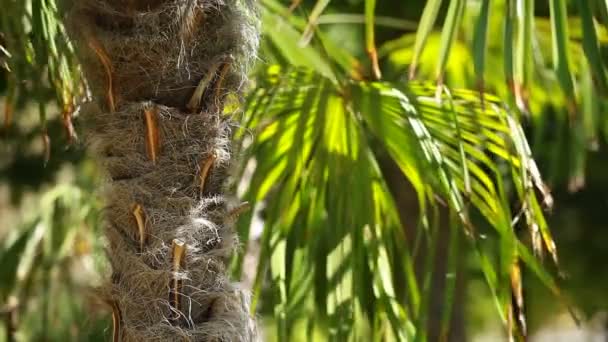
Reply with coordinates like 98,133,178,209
237,66,556,339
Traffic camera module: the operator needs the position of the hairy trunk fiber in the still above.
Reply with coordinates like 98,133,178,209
64,1,258,340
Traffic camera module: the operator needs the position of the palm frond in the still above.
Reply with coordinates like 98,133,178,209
0,183,103,340
2,0,590,339
387,0,608,189
0,0,81,142
235,66,557,339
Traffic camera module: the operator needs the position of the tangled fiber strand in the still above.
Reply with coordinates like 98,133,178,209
64,0,259,340
68,0,258,110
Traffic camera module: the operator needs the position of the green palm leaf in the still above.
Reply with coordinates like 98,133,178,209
236,66,557,339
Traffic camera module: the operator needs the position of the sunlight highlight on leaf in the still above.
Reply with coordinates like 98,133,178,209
237,66,558,339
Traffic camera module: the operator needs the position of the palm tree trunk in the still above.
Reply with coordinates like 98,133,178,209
63,0,258,340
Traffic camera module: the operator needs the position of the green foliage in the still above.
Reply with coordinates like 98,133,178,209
2,0,608,340
383,0,608,188
0,0,81,133
0,180,107,341
234,59,555,338
232,0,608,339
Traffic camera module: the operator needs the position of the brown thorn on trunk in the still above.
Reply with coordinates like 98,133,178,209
212,57,233,114
110,300,122,342
198,153,217,194
143,105,160,164
85,31,116,112
131,203,147,252
187,61,222,113
224,202,251,224
170,239,187,323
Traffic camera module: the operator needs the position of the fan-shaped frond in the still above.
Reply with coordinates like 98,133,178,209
235,66,559,339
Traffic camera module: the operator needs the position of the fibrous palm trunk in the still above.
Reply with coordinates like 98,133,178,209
63,0,259,340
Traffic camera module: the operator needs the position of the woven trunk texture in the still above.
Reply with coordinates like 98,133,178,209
65,0,259,340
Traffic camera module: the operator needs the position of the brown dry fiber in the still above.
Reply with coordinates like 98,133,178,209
65,0,259,340
68,0,258,111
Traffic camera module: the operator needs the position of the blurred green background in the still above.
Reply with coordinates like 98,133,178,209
2,0,608,340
